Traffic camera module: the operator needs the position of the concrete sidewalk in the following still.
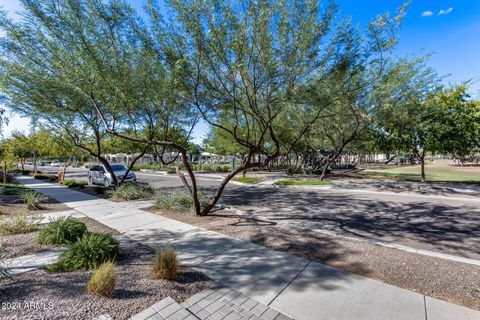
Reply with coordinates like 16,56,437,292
18,176,480,320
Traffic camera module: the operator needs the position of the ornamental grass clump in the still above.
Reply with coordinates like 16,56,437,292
38,217,87,245
47,232,118,272
109,183,154,201
87,261,117,297
153,247,178,280
20,190,47,210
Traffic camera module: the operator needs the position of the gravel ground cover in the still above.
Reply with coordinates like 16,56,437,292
0,244,213,320
150,210,480,311
0,192,70,215
1,217,120,259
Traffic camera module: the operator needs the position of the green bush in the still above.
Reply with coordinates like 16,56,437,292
47,233,119,272
154,189,209,213
109,183,154,201
32,174,57,180
60,179,88,188
331,163,356,170
132,162,163,171
166,167,177,174
193,163,230,172
20,190,47,210
87,261,117,297
0,249,11,280
153,247,178,280
38,217,87,245
0,211,42,235
93,186,106,195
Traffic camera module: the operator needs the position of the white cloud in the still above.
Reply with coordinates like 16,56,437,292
439,7,454,15
421,10,434,17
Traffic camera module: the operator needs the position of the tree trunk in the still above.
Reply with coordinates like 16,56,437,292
200,162,253,216
3,160,7,187
420,151,426,183
98,156,118,187
61,160,71,181
319,159,331,181
120,147,148,185
178,149,201,215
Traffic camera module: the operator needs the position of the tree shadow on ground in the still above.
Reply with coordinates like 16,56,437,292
220,187,480,259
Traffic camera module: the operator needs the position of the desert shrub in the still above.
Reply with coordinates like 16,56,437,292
86,261,117,297
109,183,154,201
60,179,88,188
0,249,11,280
153,247,178,280
20,190,47,209
48,233,119,272
154,189,209,213
0,211,41,235
93,186,106,195
166,167,177,174
330,163,356,170
194,164,230,172
32,174,56,180
132,163,163,171
71,162,84,168
38,217,87,245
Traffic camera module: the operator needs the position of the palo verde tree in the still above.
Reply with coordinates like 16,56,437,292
143,0,406,214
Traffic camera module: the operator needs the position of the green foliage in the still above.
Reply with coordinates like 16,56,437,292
109,183,154,201
233,177,260,184
192,164,230,173
93,186,106,195
47,233,119,272
0,211,41,235
38,217,87,245
20,190,47,210
87,261,117,297
153,247,178,280
165,167,177,174
274,179,333,186
60,179,88,188
154,190,209,213
132,163,164,171
32,174,57,181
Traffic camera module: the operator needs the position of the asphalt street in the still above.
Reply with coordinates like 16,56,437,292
28,165,480,260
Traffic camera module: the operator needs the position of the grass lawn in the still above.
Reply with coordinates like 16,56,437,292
233,177,261,183
274,179,333,185
363,165,480,183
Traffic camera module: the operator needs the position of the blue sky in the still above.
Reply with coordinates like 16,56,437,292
1,0,479,143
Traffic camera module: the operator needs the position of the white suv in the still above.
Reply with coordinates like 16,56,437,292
87,163,136,187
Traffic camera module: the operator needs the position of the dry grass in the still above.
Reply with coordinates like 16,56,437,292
153,247,178,280
87,261,117,297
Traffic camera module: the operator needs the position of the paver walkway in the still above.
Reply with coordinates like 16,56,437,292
17,176,480,320
132,285,289,320
4,250,61,275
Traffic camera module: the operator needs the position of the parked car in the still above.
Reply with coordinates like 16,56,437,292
50,160,61,167
39,160,48,166
87,163,136,187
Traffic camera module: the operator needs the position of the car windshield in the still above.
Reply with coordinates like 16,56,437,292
111,164,127,171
